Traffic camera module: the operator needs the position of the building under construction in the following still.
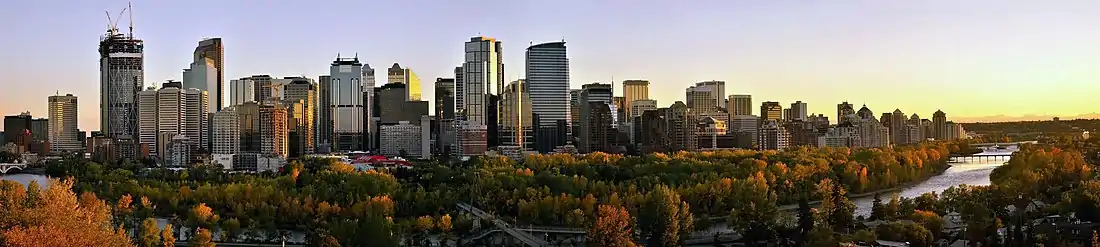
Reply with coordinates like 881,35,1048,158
99,3,144,156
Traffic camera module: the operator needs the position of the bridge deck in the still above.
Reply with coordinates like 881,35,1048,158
457,203,549,247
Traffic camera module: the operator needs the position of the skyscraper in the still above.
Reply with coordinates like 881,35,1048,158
137,87,208,159
461,36,504,125
229,78,255,106
622,80,649,123
283,77,317,155
686,85,717,114
328,57,365,151
316,75,332,152
434,78,456,120
193,38,224,110
760,102,782,121
890,109,905,145
499,80,533,149
837,101,855,123
933,110,947,140
183,57,218,113
48,94,80,154
361,63,377,151
386,63,422,101
789,101,808,121
692,81,726,108
729,95,752,116
525,42,567,152
458,36,503,154
99,23,144,140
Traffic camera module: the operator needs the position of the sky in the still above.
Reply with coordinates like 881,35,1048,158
3,0,1100,130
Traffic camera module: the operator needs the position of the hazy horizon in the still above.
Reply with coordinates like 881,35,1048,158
3,0,1100,130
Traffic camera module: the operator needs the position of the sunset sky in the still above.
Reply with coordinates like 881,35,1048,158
2,0,1100,130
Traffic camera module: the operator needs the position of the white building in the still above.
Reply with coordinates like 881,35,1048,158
692,81,726,109
229,78,255,106
136,86,208,159
212,107,239,155
379,121,422,158
47,94,81,154
329,57,366,151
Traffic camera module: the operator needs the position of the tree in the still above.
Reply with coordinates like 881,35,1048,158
161,224,176,247
588,204,637,247
728,176,780,246
870,193,885,221
140,218,162,247
189,203,219,231
638,185,694,247
221,218,242,242
190,228,215,247
0,178,133,247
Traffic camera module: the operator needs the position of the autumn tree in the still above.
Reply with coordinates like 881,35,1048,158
588,204,637,247
160,224,176,247
140,218,161,247
190,228,215,247
0,178,133,247
638,185,694,247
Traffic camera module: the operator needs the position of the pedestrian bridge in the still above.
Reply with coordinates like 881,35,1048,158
0,163,26,174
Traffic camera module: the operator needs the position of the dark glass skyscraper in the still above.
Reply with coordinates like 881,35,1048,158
526,42,569,152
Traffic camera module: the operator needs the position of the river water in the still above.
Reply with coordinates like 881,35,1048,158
850,149,1011,216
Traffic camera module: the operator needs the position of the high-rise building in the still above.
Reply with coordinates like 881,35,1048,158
890,109,905,145
328,57,366,151
760,102,782,122
385,63,422,101
237,102,288,158
629,99,658,121
282,77,317,155
525,42,570,153
729,95,752,116
145,87,209,158
580,102,615,153
48,94,81,154
461,36,504,125
837,101,855,124
613,97,626,124
193,38,224,111
374,83,429,125
229,78,255,106
667,102,697,151
379,121,424,157
758,120,791,150
696,117,733,150
686,85,717,114
99,25,144,141
211,107,239,155
789,101,808,121
499,80,533,149
691,81,726,109
933,110,948,140
639,109,669,153
434,78,456,120
3,113,32,153
622,80,649,123
183,57,218,113
316,75,333,152
362,63,377,151
454,67,465,114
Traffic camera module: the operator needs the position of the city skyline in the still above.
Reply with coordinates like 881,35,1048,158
4,1,1100,129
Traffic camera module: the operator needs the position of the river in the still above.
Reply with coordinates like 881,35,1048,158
850,149,1011,216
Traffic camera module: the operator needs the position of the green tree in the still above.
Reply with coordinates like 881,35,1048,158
728,176,780,246
870,193,885,221
638,185,694,247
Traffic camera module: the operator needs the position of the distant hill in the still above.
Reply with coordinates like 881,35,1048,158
954,113,1100,123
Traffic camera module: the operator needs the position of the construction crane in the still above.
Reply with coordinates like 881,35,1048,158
104,6,128,34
